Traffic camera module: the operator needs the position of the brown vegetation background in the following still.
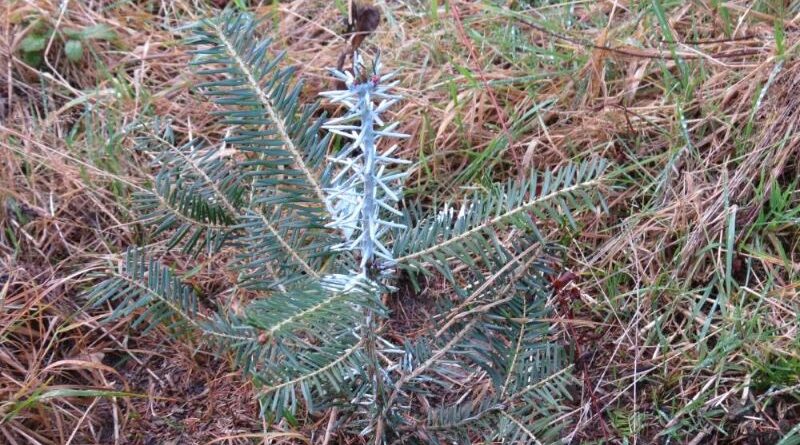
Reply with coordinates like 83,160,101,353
1,0,799,443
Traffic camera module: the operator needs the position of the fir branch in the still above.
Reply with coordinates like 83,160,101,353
98,255,251,344
321,54,409,275
388,318,479,405
258,339,363,396
141,181,232,231
208,19,329,209
245,213,319,278
244,274,380,338
435,241,543,335
152,133,319,278
501,411,544,445
169,142,240,215
106,271,203,329
395,174,604,265
501,297,528,399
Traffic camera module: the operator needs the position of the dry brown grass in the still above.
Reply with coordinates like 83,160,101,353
2,0,799,443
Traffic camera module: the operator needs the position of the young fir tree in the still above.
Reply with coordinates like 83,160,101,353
89,10,607,444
